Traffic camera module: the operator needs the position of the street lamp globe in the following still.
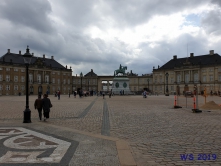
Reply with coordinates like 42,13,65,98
23,46,32,64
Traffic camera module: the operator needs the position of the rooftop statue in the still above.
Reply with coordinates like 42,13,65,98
114,64,127,76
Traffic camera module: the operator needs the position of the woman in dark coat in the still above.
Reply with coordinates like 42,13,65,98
42,94,52,121
34,95,43,121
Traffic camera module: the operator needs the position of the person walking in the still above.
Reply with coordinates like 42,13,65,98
34,95,43,121
57,90,60,100
102,91,105,99
109,90,111,98
42,94,52,121
74,91,76,98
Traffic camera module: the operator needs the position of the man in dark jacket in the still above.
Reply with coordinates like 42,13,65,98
34,95,43,121
42,94,52,121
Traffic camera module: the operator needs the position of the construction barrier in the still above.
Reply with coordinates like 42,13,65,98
173,95,194,109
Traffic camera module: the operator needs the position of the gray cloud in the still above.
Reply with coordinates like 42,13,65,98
201,10,221,35
0,0,54,33
0,0,221,76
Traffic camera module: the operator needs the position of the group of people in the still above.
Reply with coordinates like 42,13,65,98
34,94,52,121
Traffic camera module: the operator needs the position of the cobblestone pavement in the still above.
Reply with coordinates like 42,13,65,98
0,94,221,165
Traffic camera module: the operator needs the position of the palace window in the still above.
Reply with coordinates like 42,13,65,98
37,75,41,83
209,68,213,72
209,75,213,81
21,85,24,91
6,68,10,71
0,75,2,81
63,79,66,84
170,77,174,83
68,79,70,84
58,79,60,84
29,74,33,83
52,78,55,84
203,75,206,82
14,68,18,72
21,69,25,72
6,85,10,90
185,74,189,83
14,85,18,90
45,75,49,83
171,86,174,91
194,73,198,82
177,74,181,83
21,76,25,82
14,76,18,82
6,75,10,82
0,68,2,70
219,75,221,81
0,84,2,90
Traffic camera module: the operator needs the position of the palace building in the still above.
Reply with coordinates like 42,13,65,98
0,47,72,95
1,47,220,96
153,50,221,95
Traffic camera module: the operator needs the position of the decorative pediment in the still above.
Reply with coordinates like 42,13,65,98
33,58,44,67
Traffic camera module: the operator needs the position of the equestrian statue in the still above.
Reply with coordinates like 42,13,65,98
114,64,127,76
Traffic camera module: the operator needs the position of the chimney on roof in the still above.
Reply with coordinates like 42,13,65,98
19,50,21,54
43,54,45,58
153,66,155,69
130,70,132,74
32,53,34,56
210,50,214,55
70,66,71,69
158,65,160,69
66,65,67,69
91,69,93,72
190,53,194,57
173,55,177,59
51,56,54,60
7,49,10,53
76,74,77,77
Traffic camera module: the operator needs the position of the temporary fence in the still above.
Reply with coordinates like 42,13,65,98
174,95,196,109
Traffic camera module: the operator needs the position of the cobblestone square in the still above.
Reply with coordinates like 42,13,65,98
0,94,220,165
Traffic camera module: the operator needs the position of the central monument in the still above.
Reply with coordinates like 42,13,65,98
112,64,132,95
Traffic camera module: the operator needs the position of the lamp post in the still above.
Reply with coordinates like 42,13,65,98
165,72,169,96
80,72,83,90
147,78,149,92
23,46,32,123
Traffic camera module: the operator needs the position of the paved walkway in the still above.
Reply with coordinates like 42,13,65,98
0,94,220,165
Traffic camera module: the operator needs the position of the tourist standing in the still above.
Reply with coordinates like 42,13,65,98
57,90,60,100
42,94,52,121
34,95,43,121
74,91,76,98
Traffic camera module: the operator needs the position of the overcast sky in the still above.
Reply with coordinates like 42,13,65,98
0,0,221,76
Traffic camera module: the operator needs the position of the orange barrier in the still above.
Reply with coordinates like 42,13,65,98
174,95,177,107
193,96,196,109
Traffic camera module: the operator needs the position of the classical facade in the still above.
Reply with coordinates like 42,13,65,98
0,47,72,95
72,69,153,94
153,50,221,95
5,48,221,96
